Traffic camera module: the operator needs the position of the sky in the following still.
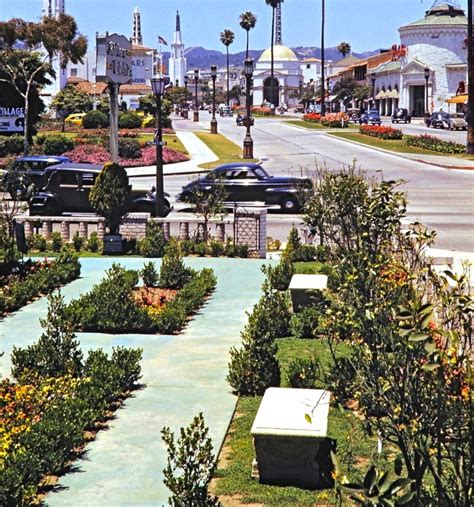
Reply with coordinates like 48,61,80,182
0,0,469,55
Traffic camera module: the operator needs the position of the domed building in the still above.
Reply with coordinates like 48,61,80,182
252,4,303,108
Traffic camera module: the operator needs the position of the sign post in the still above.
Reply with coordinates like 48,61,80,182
96,33,132,162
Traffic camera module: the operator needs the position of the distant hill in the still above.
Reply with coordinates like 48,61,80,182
161,46,381,70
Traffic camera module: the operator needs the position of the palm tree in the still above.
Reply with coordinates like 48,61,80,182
336,41,351,59
220,29,235,106
239,11,257,59
320,0,326,116
265,0,283,111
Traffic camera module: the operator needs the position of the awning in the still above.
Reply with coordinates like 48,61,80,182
386,89,399,99
375,90,387,100
447,94,468,104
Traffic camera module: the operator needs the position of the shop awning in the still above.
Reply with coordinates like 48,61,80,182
386,89,399,99
447,94,468,104
375,90,387,100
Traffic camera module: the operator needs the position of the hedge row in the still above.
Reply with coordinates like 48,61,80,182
406,134,466,154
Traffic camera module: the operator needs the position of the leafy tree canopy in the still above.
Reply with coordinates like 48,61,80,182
51,84,92,114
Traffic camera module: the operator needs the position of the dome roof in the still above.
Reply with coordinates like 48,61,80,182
259,45,298,62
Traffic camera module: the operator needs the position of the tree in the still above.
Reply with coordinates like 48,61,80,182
89,162,132,235
0,15,87,154
265,0,283,110
51,84,92,115
466,0,473,154
239,11,257,59
336,41,351,59
138,94,172,118
219,29,235,106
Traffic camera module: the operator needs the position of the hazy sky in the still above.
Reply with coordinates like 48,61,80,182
0,0,469,54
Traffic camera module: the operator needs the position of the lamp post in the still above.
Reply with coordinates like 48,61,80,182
210,65,218,134
424,67,430,117
299,75,304,100
183,75,189,118
193,68,199,122
243,58,254,159
151,72,168,218
370,73,376,110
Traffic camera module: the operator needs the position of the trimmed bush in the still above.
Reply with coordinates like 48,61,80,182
42,135,74,155
142,261,159,287
406,134,465,154
50,231,62,252
83,110,109,129
138,221,167,257
118,111,142,129
86,231,101,252
72,231,84,252
0,134,24,157
286,358,319,388
290,306,321,339
159,240,194,289
118,138,141,159
265,257,294,291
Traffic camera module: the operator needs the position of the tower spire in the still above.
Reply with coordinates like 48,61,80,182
132,6,143,46
275,2,282,45
42,0,65,18
176,11,181,32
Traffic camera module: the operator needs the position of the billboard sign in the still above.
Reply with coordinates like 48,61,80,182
131,52,153,85
0,106,25,133
96,33,132,85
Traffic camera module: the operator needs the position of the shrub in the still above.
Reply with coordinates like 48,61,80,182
138,221,167,257
83,110,109,129
265,256,294,291
118,111,142,129
86,231,101,252
42,135,74,155
266,236,281,251
159,239,194,289
303,112,321,122
72,231,84,252
31,234,47,252
142,261,159,287
286,358,319,388
290,306,321,339
118,138,141,159
50,231,62,252
359,124,403,140
320,112,349,128
406,134,465,154
161,413,221,506
0,134,24,157
208,240,224,257
142,115,155,128
283,226,302,261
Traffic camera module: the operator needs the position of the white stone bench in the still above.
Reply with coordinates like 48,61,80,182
289,274,328,311
251,388,334,489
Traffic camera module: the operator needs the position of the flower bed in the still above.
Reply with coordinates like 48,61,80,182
63,143,189,167
320,112,349,128
251,106,273,116
359,124,403,140
406,134,465,154
0,250,81,317
302,113,321,123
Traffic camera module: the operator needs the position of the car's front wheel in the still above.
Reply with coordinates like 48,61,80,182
280,196,300,213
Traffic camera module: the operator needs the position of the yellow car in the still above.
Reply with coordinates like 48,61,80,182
65,112,86,126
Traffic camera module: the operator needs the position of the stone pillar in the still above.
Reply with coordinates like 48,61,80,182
162,222,170,241
197,222,205,240
24,221,33,239
78,222,87,239
257,208,267,259
179,222,189,240
215,223,225,243
60,221,70,243
97,221,106,241
42,220,52,240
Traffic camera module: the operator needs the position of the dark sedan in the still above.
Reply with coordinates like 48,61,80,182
177,163,312,212
359,109,382,125
391,108,411,124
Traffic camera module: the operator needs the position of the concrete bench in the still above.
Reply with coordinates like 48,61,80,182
251,388,334,489
289,274,328,312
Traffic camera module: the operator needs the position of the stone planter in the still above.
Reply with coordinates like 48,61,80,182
289,274,328,312
103,234,123,254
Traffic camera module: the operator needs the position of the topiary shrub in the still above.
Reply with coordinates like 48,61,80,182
42,135,74,155
118,111,142,129
159,239,194,289
50,231,62,252
138,221,167,257
72,231,84,252
290,306,321,339
286,358,320,389
265,256,294,291
31,234,47,252
83,110,109,129
118,138,141,159
142,261,159,287
86,231,101,252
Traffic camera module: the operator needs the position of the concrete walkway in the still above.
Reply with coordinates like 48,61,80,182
0,257,269,506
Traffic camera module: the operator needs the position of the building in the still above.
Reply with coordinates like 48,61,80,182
169,11,187,87
131,6,143,46
299,58,334,88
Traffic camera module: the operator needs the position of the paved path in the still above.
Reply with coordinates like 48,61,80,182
0,257,269,506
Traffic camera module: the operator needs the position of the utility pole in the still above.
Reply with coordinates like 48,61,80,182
320,0,326,116
467,0,473,154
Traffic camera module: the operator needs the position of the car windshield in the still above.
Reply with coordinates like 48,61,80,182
435,112,448,118
254,167,267,179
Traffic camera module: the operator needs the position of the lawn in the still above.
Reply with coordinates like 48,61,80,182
211,337,378,506
285,120,358,131
328,131,474,160
195,131,258,168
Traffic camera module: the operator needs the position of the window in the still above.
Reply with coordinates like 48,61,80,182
59,171,78,186
70,68,78,77
306,64,311,69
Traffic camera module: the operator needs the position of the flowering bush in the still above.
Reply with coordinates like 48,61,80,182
63,144,189,167
406,134,465,154
320,112,349,128
251,106,273,116
359,124,403,140
302,112,321,123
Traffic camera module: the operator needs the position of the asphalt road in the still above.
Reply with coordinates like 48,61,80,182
160,116,473,252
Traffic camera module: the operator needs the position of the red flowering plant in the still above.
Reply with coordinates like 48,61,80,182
360,124,403,140
320,112,349,128
251,106,272,116
302,112,321,123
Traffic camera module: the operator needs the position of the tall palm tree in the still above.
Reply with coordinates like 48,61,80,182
239,11,257,59
336,41,351,59
467,0,473,154
265,0,283,110
220,29,235,106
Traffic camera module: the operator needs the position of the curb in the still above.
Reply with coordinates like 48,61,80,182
326,133,474,171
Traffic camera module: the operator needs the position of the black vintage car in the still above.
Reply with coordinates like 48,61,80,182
236,114,255,127
391,108,411,124
29,163,171,217
177,163,312,213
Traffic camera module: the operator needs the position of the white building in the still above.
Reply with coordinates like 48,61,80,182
169,11,187,87
300,58,333,87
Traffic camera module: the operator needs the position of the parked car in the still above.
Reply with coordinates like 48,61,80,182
2,155,71,199
29,163,172,217
359,109,382,125
346,108,361,123
391,108,411,124
177,163,312,213
64,113,86,126
425,111,449,129
219,106,233,117
447,113,467,131
236,114,254,127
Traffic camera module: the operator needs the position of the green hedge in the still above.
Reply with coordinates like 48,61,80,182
406,134,465,154
0,135,24,157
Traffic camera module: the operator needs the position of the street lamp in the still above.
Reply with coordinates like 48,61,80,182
183,75,189,118
424,67,430,117
299,75,304,100
151,72,168,218
243,58,254,159
370,73,376,110
193,68,199,122
210,65,218,134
